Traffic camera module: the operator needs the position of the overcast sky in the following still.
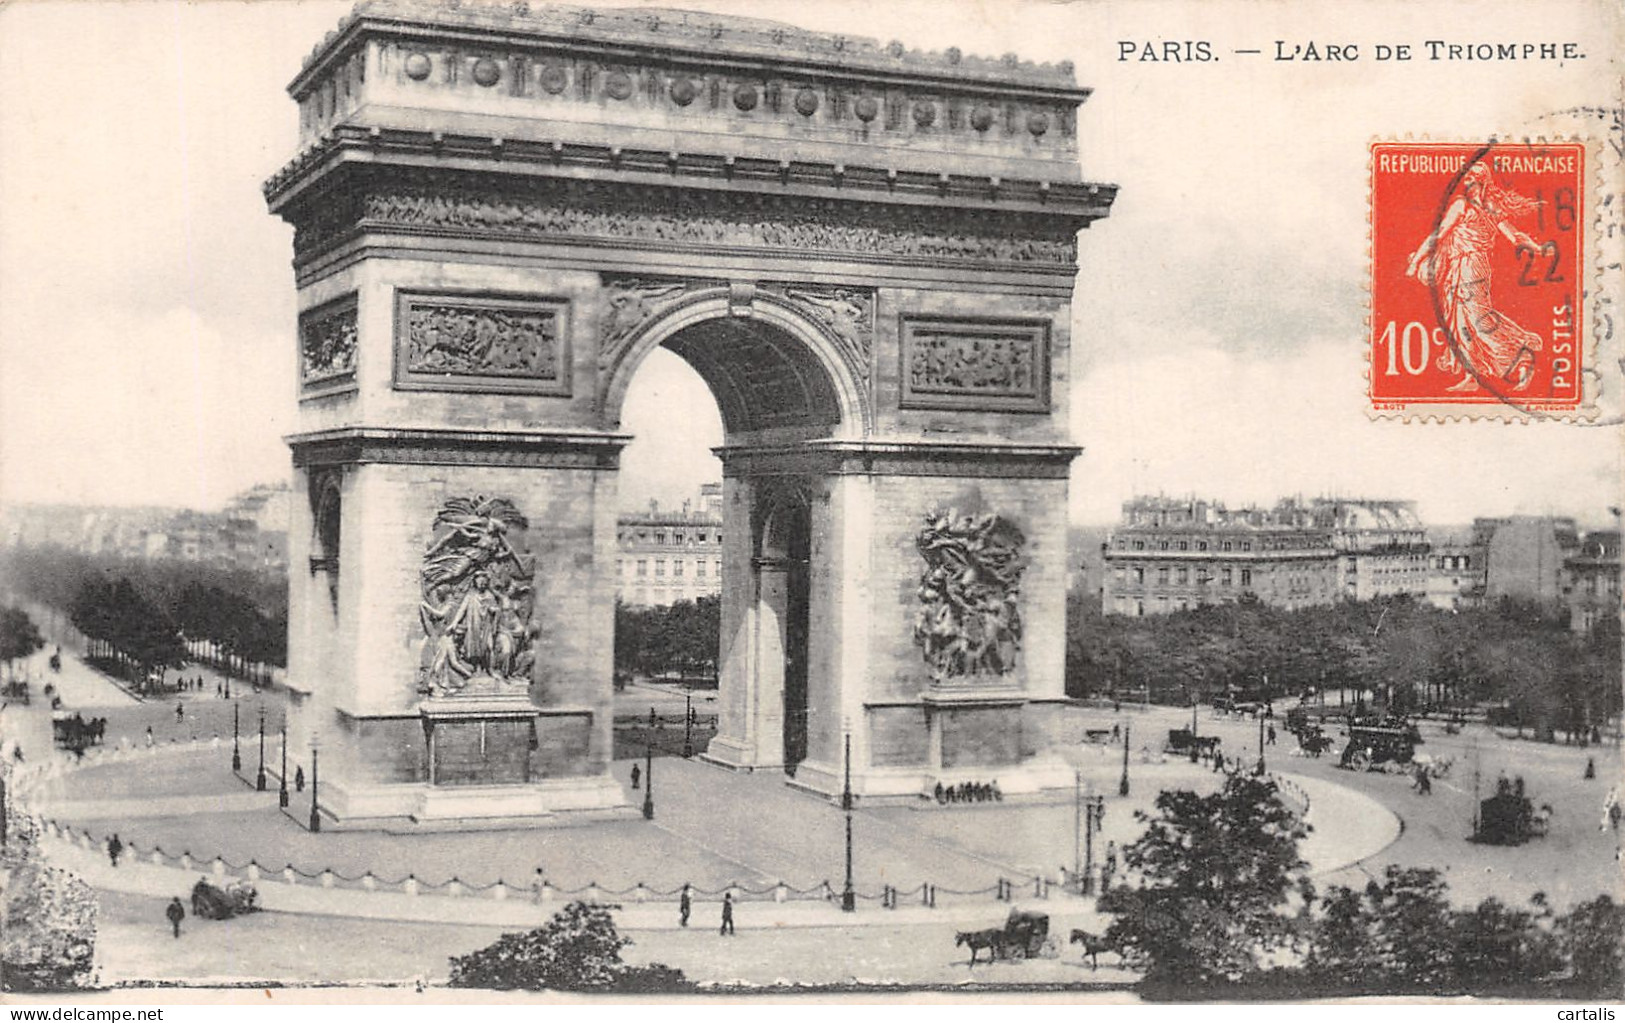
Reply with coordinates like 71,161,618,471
1,0,1619,526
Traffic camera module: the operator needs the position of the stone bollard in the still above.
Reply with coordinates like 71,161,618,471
283,866,297,886
540,882,553,903
151,850,164,866
361,873,377,892
212,857,226,880
586,883,600,904
774,882,788,904
320,870,335,889
447,879,464,898
404,876,419,897
180,853,193,872
492,882,507,901
246,862,260,883
634,884,647,903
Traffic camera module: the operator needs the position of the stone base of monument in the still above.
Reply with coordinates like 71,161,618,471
698,734,781,774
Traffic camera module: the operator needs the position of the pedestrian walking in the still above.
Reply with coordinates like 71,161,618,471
108,833,123,867
630,763,641,790
532,867,546,904
1111,723,1121,742
679,883,692,927
1266,724,1277,746
295,766,305,792
176,700,185,724
719,891,735,936
216,681,222,698
166,897,185,939
145,726,155,748
1585,757,1596,780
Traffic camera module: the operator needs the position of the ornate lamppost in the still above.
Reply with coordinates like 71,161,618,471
1257,713,1267,776
642,738,655,820
1118,720,1131,797
841,728,855,912
1083,793,1105,894
232,704,241,773
682,690,694,759
308,744,321,833
278,723,290,808
255,705,267,791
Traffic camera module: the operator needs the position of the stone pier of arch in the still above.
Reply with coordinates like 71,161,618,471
265,0,1115,826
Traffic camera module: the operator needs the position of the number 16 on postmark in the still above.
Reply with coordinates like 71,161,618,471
1369,140,1587,417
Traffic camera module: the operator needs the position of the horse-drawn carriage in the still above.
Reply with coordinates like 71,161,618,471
1338,721,1422,772
1164,729,1221,758
955,909,1053,964
190,878,260,920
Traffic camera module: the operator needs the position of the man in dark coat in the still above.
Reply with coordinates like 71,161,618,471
719,891,735,936
166,897,185,939
679,883,691,927
108,833,123,867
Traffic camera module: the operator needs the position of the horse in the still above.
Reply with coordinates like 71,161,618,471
955,928,1006,965
1069,929,1113,969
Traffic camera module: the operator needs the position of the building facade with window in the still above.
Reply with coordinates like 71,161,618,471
615,484,724,607
1101,496,1431,616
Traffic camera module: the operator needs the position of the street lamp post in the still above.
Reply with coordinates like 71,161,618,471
1190,693,1200,763
683,690,694,759
1072,770,1083,891
841,730,855,912
1082,794,1103,894
1119,720,1131,797
232,704,241,773
278,723,289,808
642,740,654,820
255,706,267,791
1257,713,1267,776
308,745,321,833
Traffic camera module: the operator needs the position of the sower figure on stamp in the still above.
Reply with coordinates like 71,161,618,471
1406,161,1547,392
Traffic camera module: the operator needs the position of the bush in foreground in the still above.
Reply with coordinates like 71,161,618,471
448,901,690,993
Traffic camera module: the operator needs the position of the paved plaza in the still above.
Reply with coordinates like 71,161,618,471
6,645,1621,987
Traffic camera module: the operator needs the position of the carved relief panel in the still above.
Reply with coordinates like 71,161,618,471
912,509,1028,684
394,291,571,395
299,294,358,395
418,495,536,699
899,316,1050,413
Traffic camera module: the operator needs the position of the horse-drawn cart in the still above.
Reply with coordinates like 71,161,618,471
1164,729,1221,758
190,878,260,920
954,909,1054,964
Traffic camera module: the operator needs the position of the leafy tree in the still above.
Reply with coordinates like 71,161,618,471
0,606,44,681
1,826,98,991
447,901,689,992
1452,896,1563,987
1099,774,1312,986
1556,895,1625,996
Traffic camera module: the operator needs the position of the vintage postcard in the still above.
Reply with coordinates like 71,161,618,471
0,0,1620,1009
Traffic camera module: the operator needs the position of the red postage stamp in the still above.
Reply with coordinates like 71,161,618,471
1369,141,1587,415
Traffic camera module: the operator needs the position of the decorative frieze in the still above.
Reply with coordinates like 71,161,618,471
913,509,1028,683
299,295,359,393
394,291,570,395
290,173,1078,270
899,316,1050,412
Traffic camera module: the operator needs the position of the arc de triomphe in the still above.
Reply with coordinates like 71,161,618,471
266,0,1115,826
